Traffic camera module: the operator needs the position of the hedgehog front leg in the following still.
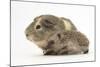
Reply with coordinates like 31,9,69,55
43,49,57,55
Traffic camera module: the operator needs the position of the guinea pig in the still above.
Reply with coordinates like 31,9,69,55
44,30,89,55
25,15,77,50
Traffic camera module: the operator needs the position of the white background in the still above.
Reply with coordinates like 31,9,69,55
11,1,95,66
0,0,99,67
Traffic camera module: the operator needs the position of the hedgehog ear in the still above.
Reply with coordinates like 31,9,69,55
42,19,55,28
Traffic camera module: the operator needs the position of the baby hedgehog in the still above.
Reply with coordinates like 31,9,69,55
44,31,89,55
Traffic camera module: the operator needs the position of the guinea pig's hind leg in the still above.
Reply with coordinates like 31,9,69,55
83,49,89,54
81,46,89,54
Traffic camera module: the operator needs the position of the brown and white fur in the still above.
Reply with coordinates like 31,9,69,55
44,31,89,55
25,15,89,55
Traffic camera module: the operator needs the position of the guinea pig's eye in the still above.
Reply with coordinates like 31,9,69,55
36,25,41,29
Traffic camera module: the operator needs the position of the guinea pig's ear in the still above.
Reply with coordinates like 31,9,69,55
34,16,42,22
42,19,56,28
34,17,38,21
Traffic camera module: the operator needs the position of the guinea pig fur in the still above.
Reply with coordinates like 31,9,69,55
25,15,77,50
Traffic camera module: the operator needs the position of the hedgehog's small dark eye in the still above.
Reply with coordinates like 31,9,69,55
48,40,55,45
57,33,61,39
46,40,55,49
36,25,41,29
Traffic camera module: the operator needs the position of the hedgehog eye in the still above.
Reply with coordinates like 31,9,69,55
36,25,41,29
57,33,61,39
48,40,55,45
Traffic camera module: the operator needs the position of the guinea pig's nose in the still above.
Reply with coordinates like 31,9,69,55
26,33,29,37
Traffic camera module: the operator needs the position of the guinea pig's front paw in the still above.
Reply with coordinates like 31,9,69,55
43,50,57,55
